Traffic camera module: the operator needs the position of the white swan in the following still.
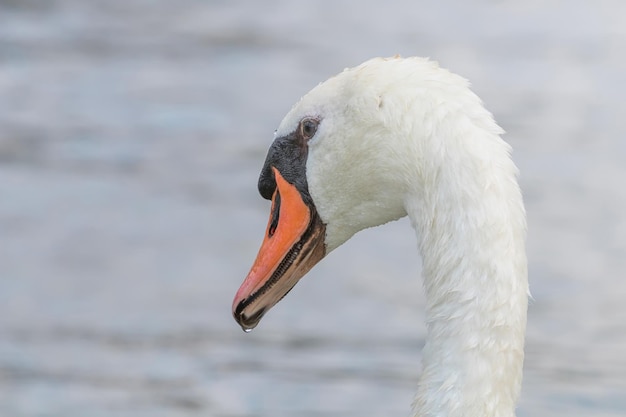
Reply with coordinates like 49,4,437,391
233,56,528,417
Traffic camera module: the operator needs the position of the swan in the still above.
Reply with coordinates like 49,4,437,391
232,56,528,417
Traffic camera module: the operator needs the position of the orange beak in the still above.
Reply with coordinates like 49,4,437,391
232,167,326,331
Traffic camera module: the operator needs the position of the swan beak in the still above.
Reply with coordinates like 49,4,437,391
232,167,326,331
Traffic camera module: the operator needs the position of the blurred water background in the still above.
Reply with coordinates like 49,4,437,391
1,1,625,416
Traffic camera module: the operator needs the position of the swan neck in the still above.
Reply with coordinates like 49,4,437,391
405,157,528,417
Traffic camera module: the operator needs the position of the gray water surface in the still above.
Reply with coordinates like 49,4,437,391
1,1,625,416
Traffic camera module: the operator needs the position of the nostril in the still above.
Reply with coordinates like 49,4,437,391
268,191,281,237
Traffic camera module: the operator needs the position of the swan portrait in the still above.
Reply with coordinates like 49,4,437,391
232,56,528,417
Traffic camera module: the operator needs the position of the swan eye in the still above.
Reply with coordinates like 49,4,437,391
300,118,319,140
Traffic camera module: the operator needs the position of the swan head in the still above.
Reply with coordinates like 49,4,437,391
232,56,503,331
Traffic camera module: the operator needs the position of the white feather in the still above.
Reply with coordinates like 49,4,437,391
277,56,528,417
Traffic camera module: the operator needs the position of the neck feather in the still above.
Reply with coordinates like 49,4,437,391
404,127,528,417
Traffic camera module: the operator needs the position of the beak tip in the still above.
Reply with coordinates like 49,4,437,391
232,298,266,332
